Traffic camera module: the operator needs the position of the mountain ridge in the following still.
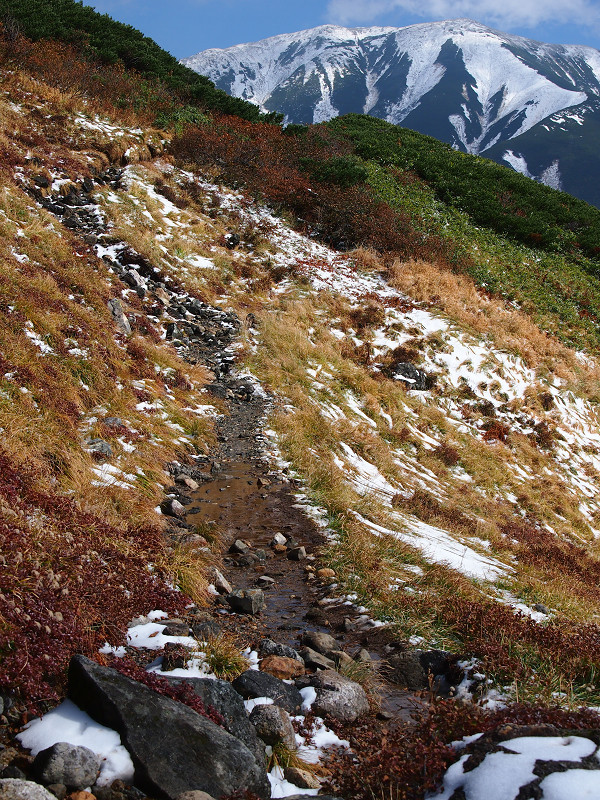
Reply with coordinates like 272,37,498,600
182,19,600,206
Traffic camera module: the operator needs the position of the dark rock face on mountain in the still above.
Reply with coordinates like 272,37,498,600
182,19,600,206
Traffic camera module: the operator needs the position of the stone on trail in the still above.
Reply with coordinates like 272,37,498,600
0,781,57,800
259,656,305,680
388,649,456,691
286,546,306,561
270,533,286,547
212,568,232,595
33,743,100,790
175,793,217,800
258,639,303,663
309,669,369,723
299,647,335,671
160,498,186,518
229,539,250,555
301,631,338,656
232,670,303,714
67,656,270,800
225,588,264,615
249,705,296,748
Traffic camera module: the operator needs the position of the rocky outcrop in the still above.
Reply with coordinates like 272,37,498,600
67,656,270,800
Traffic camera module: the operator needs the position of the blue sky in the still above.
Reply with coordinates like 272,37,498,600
87,0,600,58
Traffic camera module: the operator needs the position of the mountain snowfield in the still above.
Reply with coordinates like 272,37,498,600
182,19,600,205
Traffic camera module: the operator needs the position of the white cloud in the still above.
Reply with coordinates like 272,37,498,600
326,0,600,32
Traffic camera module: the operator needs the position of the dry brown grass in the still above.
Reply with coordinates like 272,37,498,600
387,258,600,391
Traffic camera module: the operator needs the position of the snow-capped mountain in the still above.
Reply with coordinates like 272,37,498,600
182,20,600,206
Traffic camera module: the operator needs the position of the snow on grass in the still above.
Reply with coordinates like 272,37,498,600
24,321,54,354
17,699,135,786
125,620,197,650
352,510,511,582
334,442,397,502
430,735,599,800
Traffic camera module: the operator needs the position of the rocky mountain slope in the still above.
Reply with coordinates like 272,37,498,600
3,15,600,800
182,20,600,206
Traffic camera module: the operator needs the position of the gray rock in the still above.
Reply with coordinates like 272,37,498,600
33,742,101,790
259,640,303,663
0,770,24,782
162,676,265,765
85,438,112,459
287,547,306,561
68,655,270,800
176,476,199,492
389,362,432,390
226,589,264,615
175,793,217,800
162,620,190,637
270,533,287,546
44,786,66,800
0,780,57,800
330,650,354,668
191,620,221,639
301,631,338,656
160,498,186,518
107,298,131,336
256,576,276,588
249,705,296,748
229,539,250,554
283,768,320,790
232,670,303,713
355,649,372,663
212,569,232,595
284,796,342,800
299,647,335,671
310,669,369,723
389,649,454,691
103,418,123,428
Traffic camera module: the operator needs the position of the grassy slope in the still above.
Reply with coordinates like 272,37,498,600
3,20,600,797
0,0,281,123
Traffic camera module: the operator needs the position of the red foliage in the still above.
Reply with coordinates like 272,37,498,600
170,117,467,268
112,657,224,726
324,699,600,800
0,451,187,713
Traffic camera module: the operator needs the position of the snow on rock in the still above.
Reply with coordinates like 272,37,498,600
430,735,600,800
17,700,135,786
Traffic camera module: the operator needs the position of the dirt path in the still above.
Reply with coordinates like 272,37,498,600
182,368,421,720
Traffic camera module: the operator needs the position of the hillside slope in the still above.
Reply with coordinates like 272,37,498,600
2,22,600,800
182,20,600,205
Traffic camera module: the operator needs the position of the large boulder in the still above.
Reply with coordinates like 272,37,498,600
32,743,100,790
67,656,270,800
232,670,303,714
309,670,369,723
162,677,264,765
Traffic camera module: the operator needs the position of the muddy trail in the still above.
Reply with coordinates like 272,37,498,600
179,362,424,721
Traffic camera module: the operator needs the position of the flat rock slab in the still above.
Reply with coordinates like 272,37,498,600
68,656,270,800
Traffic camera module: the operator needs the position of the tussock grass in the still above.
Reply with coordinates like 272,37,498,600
199,633,250,680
